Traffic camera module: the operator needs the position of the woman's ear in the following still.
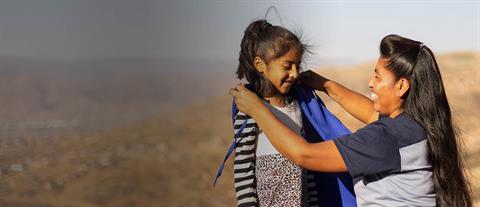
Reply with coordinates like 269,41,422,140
253,56,266,73
396,78,410,97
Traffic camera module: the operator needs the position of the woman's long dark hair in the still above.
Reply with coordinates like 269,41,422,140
236,17,310,97
380,34,472,207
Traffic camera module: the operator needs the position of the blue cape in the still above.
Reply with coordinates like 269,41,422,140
214,85,357,207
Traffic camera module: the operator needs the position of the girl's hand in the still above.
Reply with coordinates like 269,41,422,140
298,70,329,92
228,83,266,117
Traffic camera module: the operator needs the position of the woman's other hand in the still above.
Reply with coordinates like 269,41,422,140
228,83,266,117
297,70,329,92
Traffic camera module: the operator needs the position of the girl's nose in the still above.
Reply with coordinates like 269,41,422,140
290,65,299,79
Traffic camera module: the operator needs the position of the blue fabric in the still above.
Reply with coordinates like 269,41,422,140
214,85,357,207
294,85,357,207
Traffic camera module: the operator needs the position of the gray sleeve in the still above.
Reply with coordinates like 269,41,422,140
333,121,401,178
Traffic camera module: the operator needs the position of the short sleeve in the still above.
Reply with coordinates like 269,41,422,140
333,120,400,178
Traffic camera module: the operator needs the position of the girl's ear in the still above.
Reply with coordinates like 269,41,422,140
396,78,410,97
253,56,266,73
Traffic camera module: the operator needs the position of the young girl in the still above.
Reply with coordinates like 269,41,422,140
229,34,472,207
235,19,309,207
223,19,356,207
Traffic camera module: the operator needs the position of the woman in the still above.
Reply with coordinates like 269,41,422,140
228,34,472,207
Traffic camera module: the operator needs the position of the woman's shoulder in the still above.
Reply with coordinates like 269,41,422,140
374,113,427,146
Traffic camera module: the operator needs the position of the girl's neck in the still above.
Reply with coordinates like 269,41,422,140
265,94,286,107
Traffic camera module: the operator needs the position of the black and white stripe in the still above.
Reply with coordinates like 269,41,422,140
306,172,319,207
233,111,258,207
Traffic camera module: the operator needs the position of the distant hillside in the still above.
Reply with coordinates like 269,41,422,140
0,52,478,206
0,57,237,139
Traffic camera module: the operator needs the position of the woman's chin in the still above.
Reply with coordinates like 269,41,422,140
372,104,381,114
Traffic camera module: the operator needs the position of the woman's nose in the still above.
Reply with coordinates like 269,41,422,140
368,77,374,89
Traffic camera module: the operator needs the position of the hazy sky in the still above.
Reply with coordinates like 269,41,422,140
0,0,478,65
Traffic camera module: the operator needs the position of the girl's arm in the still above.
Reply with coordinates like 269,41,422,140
299,70,378,124
229,84,347,172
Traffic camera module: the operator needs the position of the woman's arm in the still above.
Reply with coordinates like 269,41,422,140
323,80,378,124
229,84,347,172
299,70,378,124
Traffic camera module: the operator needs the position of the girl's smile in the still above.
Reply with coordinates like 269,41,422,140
282,79,296,88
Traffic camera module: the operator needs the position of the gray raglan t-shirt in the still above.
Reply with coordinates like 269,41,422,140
333,113,436,207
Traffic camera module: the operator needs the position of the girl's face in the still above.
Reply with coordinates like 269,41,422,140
368,57,405,116
262,49,302,95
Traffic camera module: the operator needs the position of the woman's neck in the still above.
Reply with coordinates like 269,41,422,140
265,95,286,107
389,108,404,119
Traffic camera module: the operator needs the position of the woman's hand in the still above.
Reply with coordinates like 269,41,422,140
228,83,266,117
298,70,329,92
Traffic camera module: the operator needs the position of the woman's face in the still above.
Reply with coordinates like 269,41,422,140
368,57,404,116
262,49,302,95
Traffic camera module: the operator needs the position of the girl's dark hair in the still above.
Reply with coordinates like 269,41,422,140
236,19,309,97
380,34,472,207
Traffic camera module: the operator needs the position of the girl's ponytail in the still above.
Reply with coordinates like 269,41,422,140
237,20,270,81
